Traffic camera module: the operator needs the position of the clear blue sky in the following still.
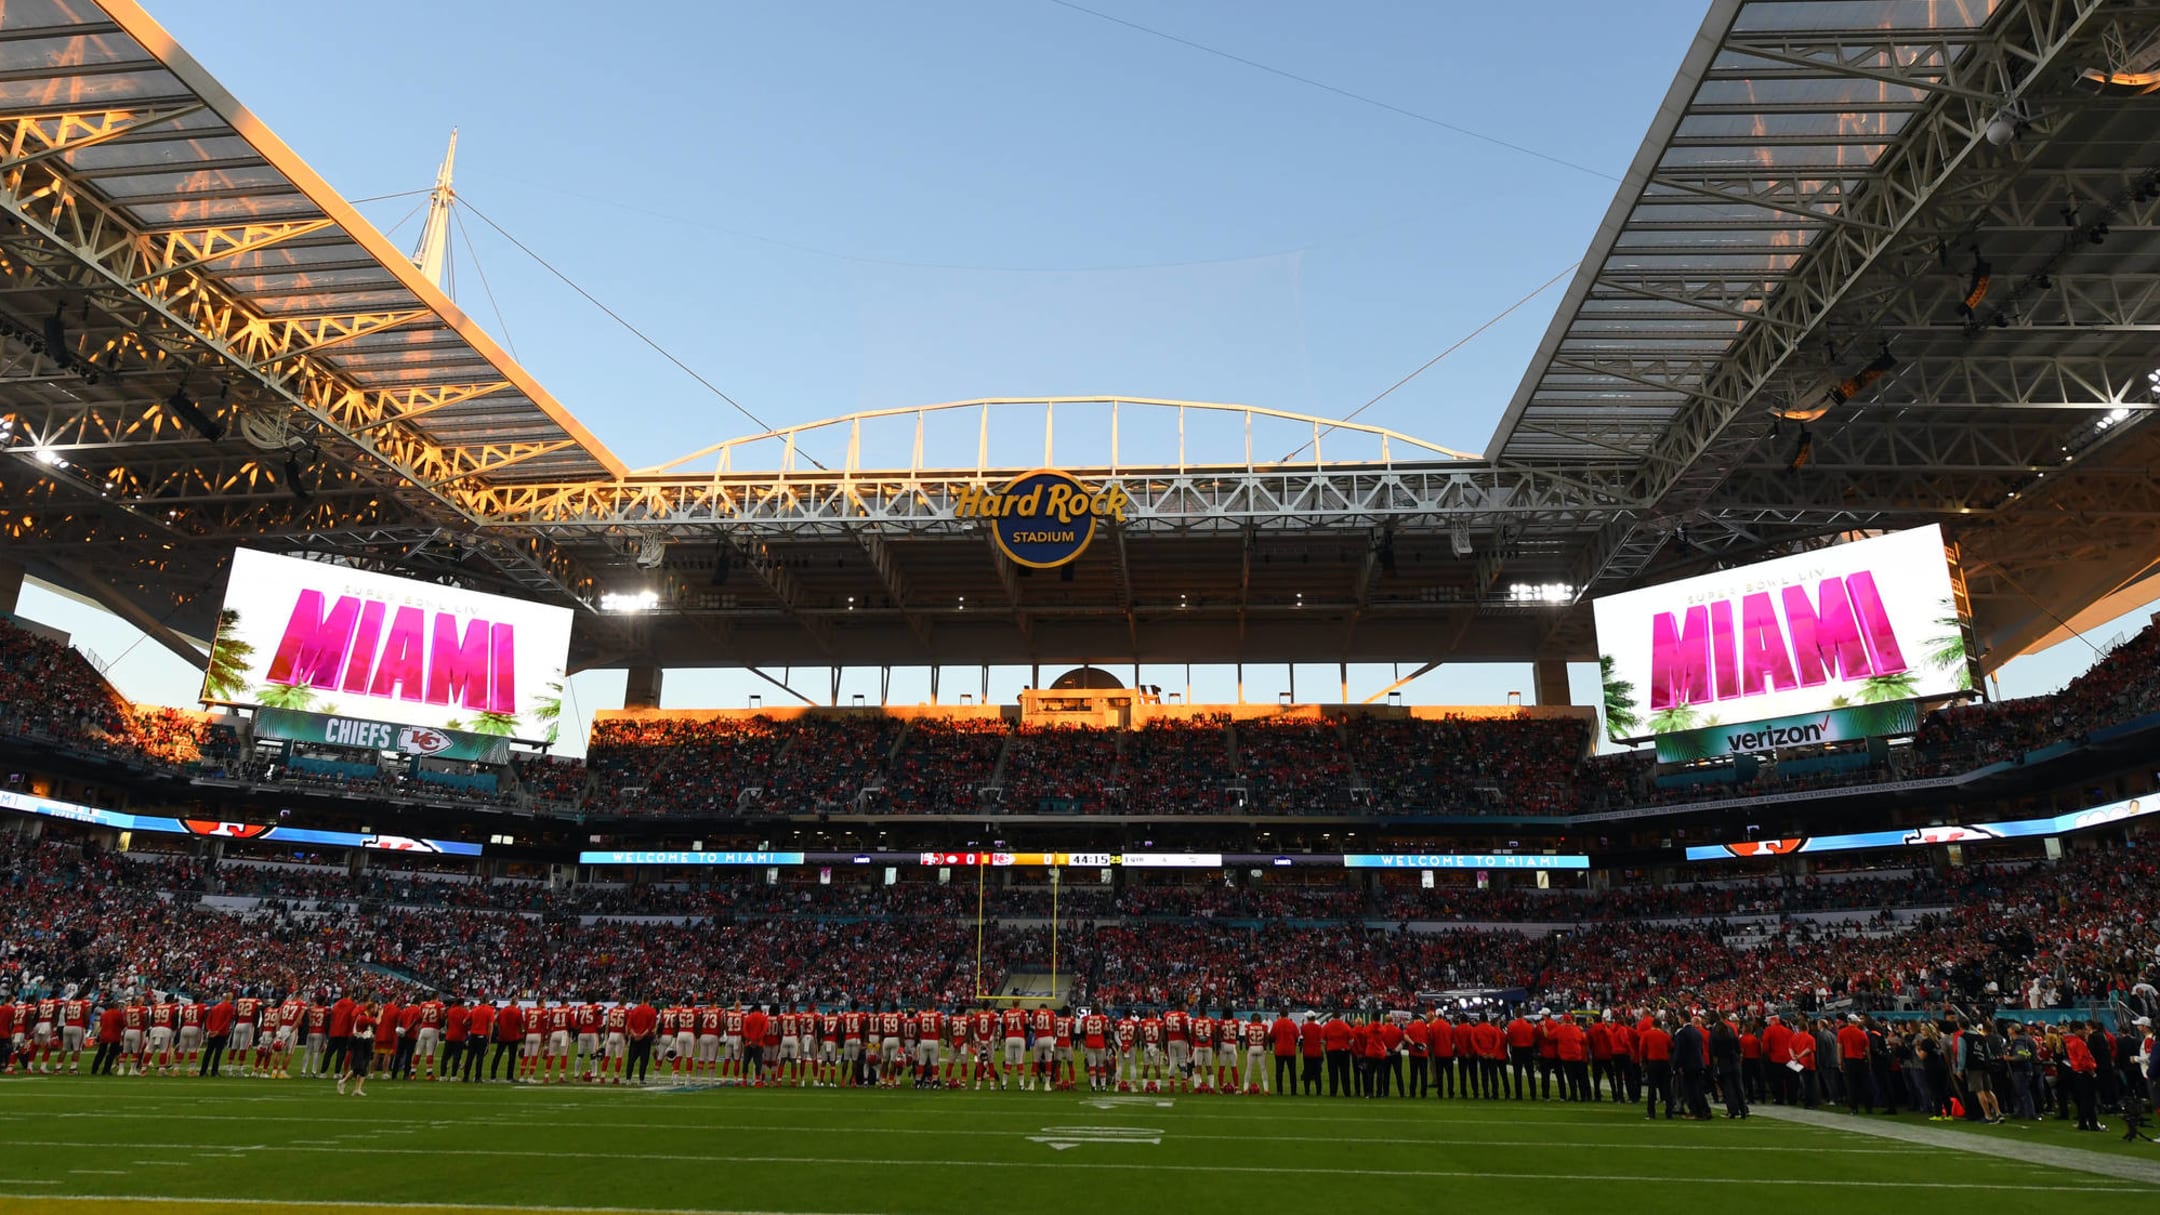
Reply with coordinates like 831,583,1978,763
17,1,2156,753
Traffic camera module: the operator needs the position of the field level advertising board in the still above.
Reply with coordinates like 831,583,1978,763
1592,525,1968,742
204,548,574,742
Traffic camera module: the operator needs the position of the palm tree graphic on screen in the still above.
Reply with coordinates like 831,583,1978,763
1601,654,1639,739
203,608,254,702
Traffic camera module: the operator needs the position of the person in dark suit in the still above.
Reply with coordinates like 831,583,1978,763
1711,1013,1747,1119
1674,1014,1712,1120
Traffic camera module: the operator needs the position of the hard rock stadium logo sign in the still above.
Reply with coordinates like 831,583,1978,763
954,469,1130,569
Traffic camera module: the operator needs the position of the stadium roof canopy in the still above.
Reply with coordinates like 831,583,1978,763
3,0,2160,684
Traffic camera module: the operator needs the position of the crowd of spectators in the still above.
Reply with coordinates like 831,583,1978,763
10,829,2152,1023
998,723,1120,814
1235,718,1356,813
1118,716,1239,814
587,716,789,817
875,718,1008,814
1344,715,1589,816
0,619,140,756
516,756,589,809
7,616,2160,824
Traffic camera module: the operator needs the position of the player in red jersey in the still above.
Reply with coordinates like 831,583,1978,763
58,992,91,1074
1080,1010,1109,1091
274,995,306,1078
898,1008,920,1089
572,1000,601,1082
31,993,59,1074
943,1007,968,1088
548,1001,576,1084
989,1006,1019,1091
147,995,178,1075
602,1000,630,1083
691,1002,719,1081
720,1003,747,1085
875,1007,903,1088
1114,1011,1139,1091
1188,1012,1216,1093
1162,1006,1191,1093
1025,1006,1056,1091
814,1007,839,1087
5,995,30,1074
913,1007,942,1089
781,1007,807,1080
1052,1011,1075,1091
1139,1013,1167,1093
961,1007,990,1089
835,1006,863,1087
412,997,444,1080
176,998,204,1072
117,995,146,1076
229,992,261,1078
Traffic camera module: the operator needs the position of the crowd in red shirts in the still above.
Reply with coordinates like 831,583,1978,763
874,718,1009,814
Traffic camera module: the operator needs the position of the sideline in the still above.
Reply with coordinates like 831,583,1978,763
1751,1104,2160,1188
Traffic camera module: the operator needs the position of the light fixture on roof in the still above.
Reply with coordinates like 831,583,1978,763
283,442,316,503
163,383,224,443
1984,102,2031,146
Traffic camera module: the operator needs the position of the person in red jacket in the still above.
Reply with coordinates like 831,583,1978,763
490,1000,523,1082
1477,1014,1508,1100
1268,1011,1299,1097
1321,1014,1353,1097
1739,1021,1764,1105
1556,1015,1590,1102
462,1000,493,1083
1639,1016,1675,1118
1504,1012,1537,1100
2063,1022,2102,1131
441,998,470,1083
91,999,125,1076
339,1003,376,1097
1837,1015,1874,1114
200,993,236,1078
1615,1016,1641,1102
1427,1011,1456,1099
1402,1014,1429,1098
1298,1014,1324,1096
625,997,658,1085
326,993,357,1080
1762,1014,1794,1105
1586,1017,1613,1102
1788,1018,1819,1109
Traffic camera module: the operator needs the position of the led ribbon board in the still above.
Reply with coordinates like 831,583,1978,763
1684,795,2157,861
0,789,481,855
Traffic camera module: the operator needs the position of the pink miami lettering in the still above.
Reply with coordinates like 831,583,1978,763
1647,572,1905,710
264,589,517,714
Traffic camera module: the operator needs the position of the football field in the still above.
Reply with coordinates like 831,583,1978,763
0,1076,2153,1215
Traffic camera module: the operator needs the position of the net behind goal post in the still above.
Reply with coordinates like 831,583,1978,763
972,861,1063,1003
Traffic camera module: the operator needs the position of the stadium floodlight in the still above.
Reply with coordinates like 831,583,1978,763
164,384,224,443
1983,102,2029,146
599,589,660,613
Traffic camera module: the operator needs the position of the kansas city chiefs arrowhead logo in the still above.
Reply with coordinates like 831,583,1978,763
396,727,454,756
181,820,274,839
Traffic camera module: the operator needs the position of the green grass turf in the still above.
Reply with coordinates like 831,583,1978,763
0,1074,2151,1215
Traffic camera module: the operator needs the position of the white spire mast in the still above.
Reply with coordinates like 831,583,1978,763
410,128,458,289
